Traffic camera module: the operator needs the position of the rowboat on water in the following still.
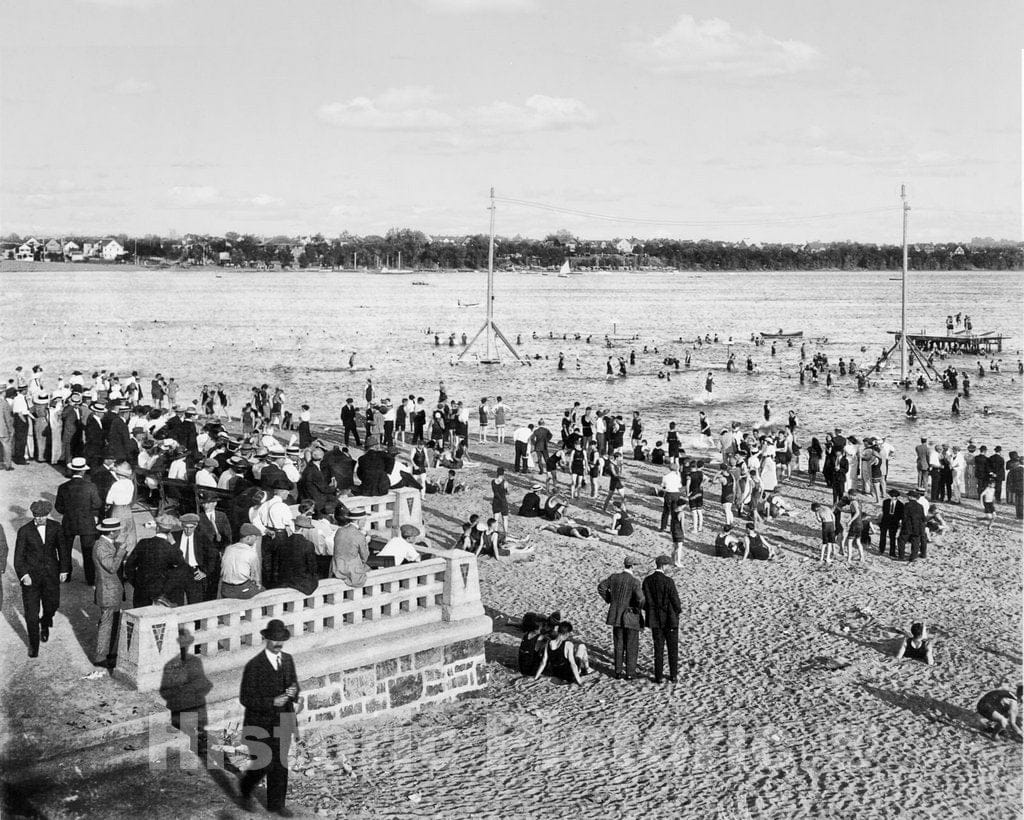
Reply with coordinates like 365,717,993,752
759,330,804,339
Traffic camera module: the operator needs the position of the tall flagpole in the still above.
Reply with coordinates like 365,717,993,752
486,187,496,361
900,184,910,383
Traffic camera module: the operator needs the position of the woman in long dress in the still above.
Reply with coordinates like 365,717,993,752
48,396,64,465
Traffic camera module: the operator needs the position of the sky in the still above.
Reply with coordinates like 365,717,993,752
1,0,1021,243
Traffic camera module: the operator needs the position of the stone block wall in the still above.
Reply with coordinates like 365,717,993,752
295,636,487,727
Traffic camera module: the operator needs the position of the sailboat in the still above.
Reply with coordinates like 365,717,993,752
557,259,570,277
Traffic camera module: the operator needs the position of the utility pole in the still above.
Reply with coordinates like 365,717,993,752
900,185,910,383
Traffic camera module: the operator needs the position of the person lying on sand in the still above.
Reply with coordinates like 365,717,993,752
895,622,935,665
542,518,592,539
976,684,1023,740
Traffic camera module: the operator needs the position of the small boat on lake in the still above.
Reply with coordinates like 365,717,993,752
760,329,804,339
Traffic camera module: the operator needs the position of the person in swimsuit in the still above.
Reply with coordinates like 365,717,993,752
601,452,625,512
811,502,836,564
688,470,705,533
835,490,865,562
976,684,1023,740
568,441,586,499
763,400,771,423
491,467,510,532
742,522,778,560
667,421,682,467
716,466,735,526
895,622,934,665
704,372,714,394
533,621,590,684
587,443,604,498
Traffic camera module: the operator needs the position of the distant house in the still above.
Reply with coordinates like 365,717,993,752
16,240,38,261
63,240,80,257
99,238,125,260
614,238,634,254
952,245,966,256
1,243,18,260
42,238,63,260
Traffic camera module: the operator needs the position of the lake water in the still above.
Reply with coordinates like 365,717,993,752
2,268,1021,482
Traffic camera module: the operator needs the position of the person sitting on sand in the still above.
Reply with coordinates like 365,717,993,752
537,493,567,521
742,522,779,560
607,501,634,536
518,483,544,517
977,684,1023,740
518,612,553,676
895,622,935,665
533,621,590,685
441,469,465,494
714,523,742,558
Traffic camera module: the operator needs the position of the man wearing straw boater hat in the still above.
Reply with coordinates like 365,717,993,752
238,619,300,814
14,500,70,658
54,456,103,586
92,517,127,667
83,399,107,470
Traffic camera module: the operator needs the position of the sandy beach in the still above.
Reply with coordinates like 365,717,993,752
2,426,1020,818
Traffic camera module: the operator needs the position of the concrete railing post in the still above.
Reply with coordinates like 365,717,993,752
440,549,485,622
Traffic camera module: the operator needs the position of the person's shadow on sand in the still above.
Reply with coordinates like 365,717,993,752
859,683,985,735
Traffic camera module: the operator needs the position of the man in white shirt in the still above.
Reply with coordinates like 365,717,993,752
195,457,218,488
383,400,397,448
512,424,534,474
220,524,263,598
377,524,423,565
659,468,683,531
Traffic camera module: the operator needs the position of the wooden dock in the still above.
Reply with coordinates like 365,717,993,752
888,330,1007,355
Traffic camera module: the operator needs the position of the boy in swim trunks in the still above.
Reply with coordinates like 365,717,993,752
811,502,836,564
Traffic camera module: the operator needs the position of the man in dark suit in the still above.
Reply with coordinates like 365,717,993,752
60,393,84,464
974,446,991,497
356,443,394,496
879,489,904,558
989,446,1006,503
54,457,103,585
83,401,107,470
90,454,118,510
14,500,70,657
340,398,360,446
125,514,185,606
298,447,336,515
900,490,928,562
105,403,133,462
322,445,355,493
597,557,645,680
642,555,682,684
174,514,217,604
238,619,300,814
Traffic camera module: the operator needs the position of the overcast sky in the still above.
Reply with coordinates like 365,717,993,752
2,0,1021,242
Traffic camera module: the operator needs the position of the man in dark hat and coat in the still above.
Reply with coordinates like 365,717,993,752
54,456,103,585
238,619,300,814
15,500,70,657
83,400,107,470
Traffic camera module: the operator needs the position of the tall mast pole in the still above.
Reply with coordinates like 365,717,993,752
900,185,910,383
486,187,496,361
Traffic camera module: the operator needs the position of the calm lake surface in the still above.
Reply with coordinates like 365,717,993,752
3,268,1021,482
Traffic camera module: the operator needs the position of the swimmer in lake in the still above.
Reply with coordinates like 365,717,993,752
704,372,714,394
904,396,918,418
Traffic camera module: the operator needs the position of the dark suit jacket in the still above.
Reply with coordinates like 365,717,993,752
356,450,394,496
125,536,184,604
597,570,645,628
14,519,70,581
240,650,300,732
197,509,233,549
880,497,904,527
299,462,334,511
988,454,1006,481
275,534,319,595
974,454,990,484
322,448,355,491
340,404,357,426
91,469,117,509
173,530,219,576
642,570,681,631
84,415,106,460
54,476,103,535
60,404,81,441
901,500,927,538
106,415,133,462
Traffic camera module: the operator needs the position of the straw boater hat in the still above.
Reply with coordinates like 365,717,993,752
68,457,90,472
96,517,121,533
114,462,134,478
91,400,107,413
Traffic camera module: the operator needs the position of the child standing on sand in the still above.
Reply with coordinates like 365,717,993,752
811,502,836,564
981,481,996,529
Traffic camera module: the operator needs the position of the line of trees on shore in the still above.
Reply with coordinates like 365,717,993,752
4,229,1021,271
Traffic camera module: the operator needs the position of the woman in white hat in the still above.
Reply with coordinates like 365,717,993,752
106,461,138,554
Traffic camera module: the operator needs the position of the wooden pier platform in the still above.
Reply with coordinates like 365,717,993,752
888,330,1007,355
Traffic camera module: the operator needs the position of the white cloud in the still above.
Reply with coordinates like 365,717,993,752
631,15,820,78
251,194,284,207
318,87,595,136
113,78,156,95
474,95,596,133
168,185,219,206
318,86,457,132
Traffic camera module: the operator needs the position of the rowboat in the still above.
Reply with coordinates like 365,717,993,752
759,330,803,339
